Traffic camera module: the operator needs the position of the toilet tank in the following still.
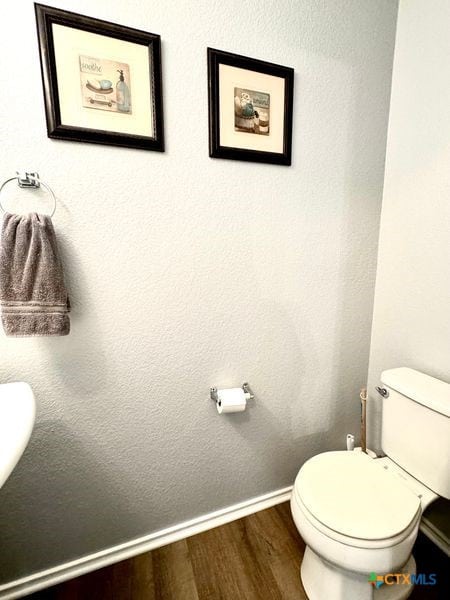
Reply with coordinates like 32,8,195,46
380,367,450,499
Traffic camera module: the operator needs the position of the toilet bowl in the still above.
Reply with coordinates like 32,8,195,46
290,451,432,599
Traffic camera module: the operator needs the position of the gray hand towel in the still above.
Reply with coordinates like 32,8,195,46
0,213,70,336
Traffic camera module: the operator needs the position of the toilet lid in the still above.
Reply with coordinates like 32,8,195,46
296,451,421,540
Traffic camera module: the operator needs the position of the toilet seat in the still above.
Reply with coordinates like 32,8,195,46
292,488,421,550
294,451,421,543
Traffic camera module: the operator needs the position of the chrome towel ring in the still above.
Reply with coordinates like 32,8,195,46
0,172,57,217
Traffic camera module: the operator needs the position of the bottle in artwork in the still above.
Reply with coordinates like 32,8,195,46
116,69,131,113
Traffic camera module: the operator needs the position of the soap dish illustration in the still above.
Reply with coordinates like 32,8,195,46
86,82,113,94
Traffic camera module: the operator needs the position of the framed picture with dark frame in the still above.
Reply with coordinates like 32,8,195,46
35,3,164,152
208,48,294,165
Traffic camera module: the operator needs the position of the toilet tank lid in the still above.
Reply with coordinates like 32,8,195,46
381,368,450,417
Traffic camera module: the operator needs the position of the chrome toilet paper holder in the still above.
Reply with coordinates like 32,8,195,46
210,383,254,406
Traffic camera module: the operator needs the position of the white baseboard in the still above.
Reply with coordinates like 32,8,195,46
419,521,450,557
0,485,293,600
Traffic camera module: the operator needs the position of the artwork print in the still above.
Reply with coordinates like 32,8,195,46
80,56,132,114
208,48,293,165
35,4,164,151
234,87,270,135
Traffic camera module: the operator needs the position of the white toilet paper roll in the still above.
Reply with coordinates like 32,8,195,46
216,388,248,414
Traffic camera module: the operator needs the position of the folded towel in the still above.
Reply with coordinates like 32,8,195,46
0,213,70,336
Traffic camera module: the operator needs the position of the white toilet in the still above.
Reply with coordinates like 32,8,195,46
290,367,450,600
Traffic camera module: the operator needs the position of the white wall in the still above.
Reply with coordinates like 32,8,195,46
367,0,450,450
0,0,397,583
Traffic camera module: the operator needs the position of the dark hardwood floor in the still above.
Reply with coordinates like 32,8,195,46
409,532,449,600
29,502,448,599
30,503,307,600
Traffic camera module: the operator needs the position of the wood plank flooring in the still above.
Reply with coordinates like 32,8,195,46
29,502,448,599
30,503,307,600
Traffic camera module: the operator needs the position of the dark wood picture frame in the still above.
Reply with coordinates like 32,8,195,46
208,48,294,166
35,3,164,152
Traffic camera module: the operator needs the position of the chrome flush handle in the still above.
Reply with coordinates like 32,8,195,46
376,386,389,398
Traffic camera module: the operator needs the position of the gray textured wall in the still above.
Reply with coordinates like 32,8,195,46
367,0,450,451
0,0,398,584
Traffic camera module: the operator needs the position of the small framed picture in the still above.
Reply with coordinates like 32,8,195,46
35,4,164,152
208,48,294,165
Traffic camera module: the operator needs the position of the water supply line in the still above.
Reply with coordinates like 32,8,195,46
360,388,368,454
